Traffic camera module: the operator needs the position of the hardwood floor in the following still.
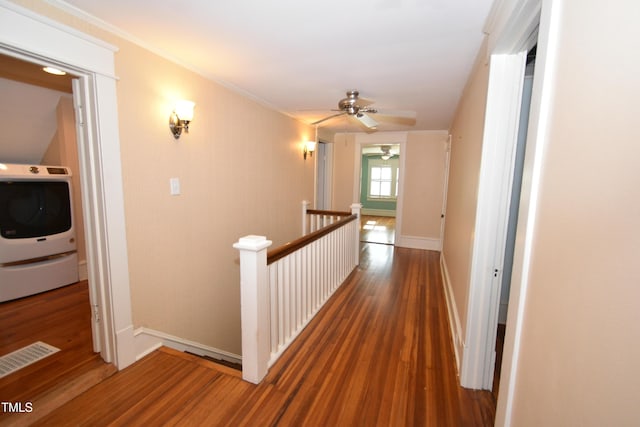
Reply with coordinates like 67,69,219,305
26,244,495,426
360,215,395,245
0,281,116,426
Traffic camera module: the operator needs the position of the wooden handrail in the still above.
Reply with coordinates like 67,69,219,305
267,214,358,265
306,209,351,217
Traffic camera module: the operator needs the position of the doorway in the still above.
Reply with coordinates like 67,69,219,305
358,144,400,245
353,133,408,247
1,2,136,370
357,144,400,245
493,45,537,398
0,52,94,354
315,141,332,210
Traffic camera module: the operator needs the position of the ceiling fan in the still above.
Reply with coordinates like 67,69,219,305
379,145,397,160
311,90,416,130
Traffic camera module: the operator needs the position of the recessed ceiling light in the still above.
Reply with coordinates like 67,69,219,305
42,66,66,76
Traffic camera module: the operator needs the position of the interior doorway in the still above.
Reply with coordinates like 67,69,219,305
357,143,400,245
315,141,332,210
492,43,536,399
0,53,93,329
1,2,137,370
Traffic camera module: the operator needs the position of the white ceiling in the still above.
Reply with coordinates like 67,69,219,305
55,0,494,133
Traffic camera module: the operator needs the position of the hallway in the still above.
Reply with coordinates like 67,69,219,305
24,244,495,426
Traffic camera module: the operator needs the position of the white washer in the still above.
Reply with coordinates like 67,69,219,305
0,163,78,302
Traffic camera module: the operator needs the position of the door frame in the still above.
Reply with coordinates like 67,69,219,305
314,140,332,210
0,1,136,369
353,132,407,244
439,135,452,248
461,51,527,389
461,0,561,425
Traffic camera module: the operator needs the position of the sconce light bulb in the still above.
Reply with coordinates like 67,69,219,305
169,100,195,139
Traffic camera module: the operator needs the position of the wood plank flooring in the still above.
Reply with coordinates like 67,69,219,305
28,244,495,426
360,215,395,245
0,281,116,426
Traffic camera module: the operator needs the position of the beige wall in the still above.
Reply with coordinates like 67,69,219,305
441,40,489,337
331,130,448,243
507,1,640,424
11,0,314,356
402,131,448,239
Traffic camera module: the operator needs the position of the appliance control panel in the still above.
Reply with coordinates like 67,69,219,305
0,164,71,178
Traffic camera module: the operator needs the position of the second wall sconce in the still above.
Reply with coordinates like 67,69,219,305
304,125,318,160
169,100,195,139
303,140,316,160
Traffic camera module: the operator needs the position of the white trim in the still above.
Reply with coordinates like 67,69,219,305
495,1,560,425
440,254,462,373
460,52,526,390
134,327,242,366
354,132,408,246
395,235,441,252
361,208,395,217
484,0,541,55
0,1,135,370
439,136,452,246
78,259,88,281
322,142,333,209
0,0,117,77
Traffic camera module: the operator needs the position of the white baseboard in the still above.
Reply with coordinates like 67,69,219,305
115,324,136,370
395,235,442,251
133,327,242,366
78,260,88,281
440,253,463,374
361,208,396,217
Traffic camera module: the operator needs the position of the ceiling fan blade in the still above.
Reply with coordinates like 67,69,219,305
354,112,379,129
356,97,375,107
370,109,417,126
372,109,417,118
312,111,347,125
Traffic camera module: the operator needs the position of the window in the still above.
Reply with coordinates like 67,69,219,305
368,160,399,200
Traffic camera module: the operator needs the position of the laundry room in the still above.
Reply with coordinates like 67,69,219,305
0,53,87,302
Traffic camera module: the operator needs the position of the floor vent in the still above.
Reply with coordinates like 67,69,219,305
0,341,60,378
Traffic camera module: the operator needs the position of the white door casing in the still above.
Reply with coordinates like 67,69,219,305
0,1,136,369
460,52,527,389
353,132,408,243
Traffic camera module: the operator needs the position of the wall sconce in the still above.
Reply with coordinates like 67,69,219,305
169,100,195,139
304,125,318,160
303,140,316,160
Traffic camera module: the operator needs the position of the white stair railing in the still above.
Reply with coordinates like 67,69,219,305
234,203,361,384
301,200,355,235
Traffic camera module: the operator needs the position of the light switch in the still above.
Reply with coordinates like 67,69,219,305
170,177,181,195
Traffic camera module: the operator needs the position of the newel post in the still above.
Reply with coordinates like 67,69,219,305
351,203,362,264
302,200,310,235
233,235,273,384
